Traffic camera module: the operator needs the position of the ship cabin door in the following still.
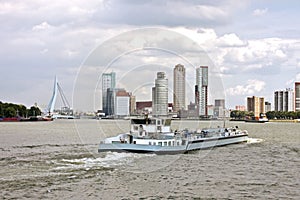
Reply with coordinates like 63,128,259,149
129,134,133,144
156,119,162,133
138,125,147,137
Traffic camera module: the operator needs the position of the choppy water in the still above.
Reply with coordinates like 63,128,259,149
0,119,299,199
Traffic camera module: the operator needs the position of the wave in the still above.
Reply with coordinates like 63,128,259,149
52,152,155,171
247,138,264,144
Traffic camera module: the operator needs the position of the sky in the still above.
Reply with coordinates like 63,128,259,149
1,0,300,112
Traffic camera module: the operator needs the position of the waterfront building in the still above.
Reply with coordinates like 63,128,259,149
195,66,208,116
107,88,131,117
215,99,225,109
179,102,198,118
136,101,152,115
135,101,172,115
214,99,226,118
265,101,271,113
274,89,294,111
247,96,265,117
207,105,214,116
173,64,186,112
152,72,168,116
102,72,116,115
106,88,116,116
295,82,300,111
235,105,246,111
129,94,136,115
115,90,130,117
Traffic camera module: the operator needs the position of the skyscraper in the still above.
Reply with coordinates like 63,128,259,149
274,89,294,111
106,88,130,117
195,66,208,116
152,72,168,116
247,96,265,117
173,64,186,112
102,72,116,115
295,82,300,111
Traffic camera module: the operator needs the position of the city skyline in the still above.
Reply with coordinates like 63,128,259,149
1,1,300,111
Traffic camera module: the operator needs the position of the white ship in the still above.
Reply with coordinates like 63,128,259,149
98,117,248,154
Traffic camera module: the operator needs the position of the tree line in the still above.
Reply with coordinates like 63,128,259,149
0,101,42,118
230,110,254,120
265,111,300,120
230,110,300,120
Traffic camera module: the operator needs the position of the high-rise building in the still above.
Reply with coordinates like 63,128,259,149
152,72,168,116
173,64,186,112
106,88,130,117
115,90,130,117
274,89,294,111
247,96,265,117
102,72,116,115
265,101,272,113
295,82,300,111
106,88,116,116
214,99,225,118
195,66,208,116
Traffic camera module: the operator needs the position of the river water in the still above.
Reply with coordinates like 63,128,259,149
0,119,299,199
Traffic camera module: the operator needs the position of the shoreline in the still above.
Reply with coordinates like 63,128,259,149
268,119,300,123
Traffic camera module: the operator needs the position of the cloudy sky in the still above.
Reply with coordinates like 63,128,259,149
1,0,300,112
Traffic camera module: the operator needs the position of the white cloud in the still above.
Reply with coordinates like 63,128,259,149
226,79,266,96
168,3,228,21
215,37,294,74
253,8,268,16
173,27,299,76
217,33,247,47
32,22,52,31
0,1,25,14
174,27,217,49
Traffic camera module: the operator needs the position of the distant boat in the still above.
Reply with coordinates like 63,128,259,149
245,118,268,123
0,117,21,122
20,116,54,122
245,113,268,123
51,114,78,119
98,117,249,154
0,116,53,122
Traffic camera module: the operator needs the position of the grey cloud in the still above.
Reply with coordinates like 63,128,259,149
91,0,240,27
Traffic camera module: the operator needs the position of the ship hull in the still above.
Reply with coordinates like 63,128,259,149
98,134,248,155
187,134,248,151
